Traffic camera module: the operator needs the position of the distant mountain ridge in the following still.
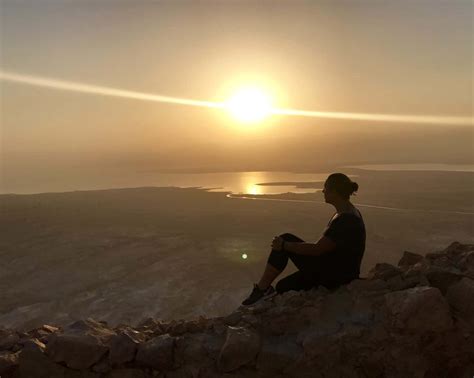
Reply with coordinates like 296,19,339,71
1,241,473,377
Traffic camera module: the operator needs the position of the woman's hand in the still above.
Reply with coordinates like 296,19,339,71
271,236,284,251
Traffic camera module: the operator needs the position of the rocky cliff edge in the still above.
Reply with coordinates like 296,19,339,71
1,241,474,378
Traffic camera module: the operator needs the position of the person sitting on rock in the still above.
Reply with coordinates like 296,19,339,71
241,172,366,306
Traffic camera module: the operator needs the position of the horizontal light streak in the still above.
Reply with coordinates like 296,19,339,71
1,70,472,126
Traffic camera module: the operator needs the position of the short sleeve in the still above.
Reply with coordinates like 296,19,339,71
323,215,350,244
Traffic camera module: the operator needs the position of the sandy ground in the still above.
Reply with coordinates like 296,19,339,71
0,168,472,330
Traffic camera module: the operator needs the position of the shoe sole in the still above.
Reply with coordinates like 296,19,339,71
263,291,277,301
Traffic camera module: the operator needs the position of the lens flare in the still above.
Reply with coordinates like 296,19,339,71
1,70,472,126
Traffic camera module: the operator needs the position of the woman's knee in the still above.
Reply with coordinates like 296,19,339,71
279,233,304,242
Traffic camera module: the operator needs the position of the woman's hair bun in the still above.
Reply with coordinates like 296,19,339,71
326,173,359,199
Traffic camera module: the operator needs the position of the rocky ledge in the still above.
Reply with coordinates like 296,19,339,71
1,241,474,378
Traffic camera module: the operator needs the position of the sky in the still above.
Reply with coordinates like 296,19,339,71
1,0,473,192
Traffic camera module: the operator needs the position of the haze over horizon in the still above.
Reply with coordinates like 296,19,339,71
1,0,473,193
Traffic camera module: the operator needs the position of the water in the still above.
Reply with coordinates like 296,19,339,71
119,170,332,195
342,163,474,172
2,163,472,195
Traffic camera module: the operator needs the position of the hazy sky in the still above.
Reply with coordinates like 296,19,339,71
1,0,473,192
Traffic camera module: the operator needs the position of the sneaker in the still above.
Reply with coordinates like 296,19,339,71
241,283,276,306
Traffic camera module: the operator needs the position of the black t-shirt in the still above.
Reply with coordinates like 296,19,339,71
318,211,366,288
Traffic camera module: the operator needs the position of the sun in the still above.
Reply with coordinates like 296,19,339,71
225,87,272,123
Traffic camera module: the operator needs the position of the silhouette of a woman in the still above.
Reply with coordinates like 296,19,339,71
242,173,366,305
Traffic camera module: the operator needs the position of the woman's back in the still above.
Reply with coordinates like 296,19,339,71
318,209,366,288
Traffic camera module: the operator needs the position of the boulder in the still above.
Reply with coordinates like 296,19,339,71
442,241,474,257
27,324,59,343
0,328,19,351
109,330,140,366
298,318,342,357
346,278,390,295
174,333,213,367
223,311,242,326
135,333,175,370
425,252,453,269
19,338,66,378
92,356,112,374
218,326,261,372
367,263,402,281
46,318,115,370
136,317,164,334
425,268,464,295
0,351,19,377
256,337,301,375
384,286,453,332
458,251,474,278
398,251,424,269
446,277,474,327
5,241,474,377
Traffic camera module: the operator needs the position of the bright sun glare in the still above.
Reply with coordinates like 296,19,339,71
225,87,272,123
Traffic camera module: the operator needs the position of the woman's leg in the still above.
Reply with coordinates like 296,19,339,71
257,233,306,290
275,270,317,294
265,233,322,292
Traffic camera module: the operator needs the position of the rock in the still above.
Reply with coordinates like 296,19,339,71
256,337,301,375
446,277,474,327
211,320,227,336
346,278,390,294
240,314,260,328
47,333,108,370
108,368,149,378
319,287,353,324
174,334,212,367
200,331,225,358
398,251,424,269
223,311,242,326
166,320,189,336
6,241,474,377
135,333,175,370
0,328,19,351
459,251,474,277
217,326,261,372
384,286,453,332
46,318,115,370
442,241,474,257
298,317,342,356
425,252,453,269
183,319,207,333
27,324,60,342
367,263,402,280
19,338,66,378
0,351,19,377
263,312,290,336
386,272,427,292
109,331,140,366
136,317,163,333
350,296,376,326
91,356,112,374
425,268,464,295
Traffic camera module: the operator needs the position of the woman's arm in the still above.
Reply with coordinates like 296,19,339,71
285,236,337,256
